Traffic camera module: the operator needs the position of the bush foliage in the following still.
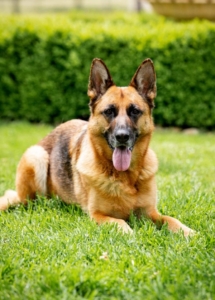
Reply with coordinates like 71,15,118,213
0,12,215,128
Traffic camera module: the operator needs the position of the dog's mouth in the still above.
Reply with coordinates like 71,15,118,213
112,146,132,172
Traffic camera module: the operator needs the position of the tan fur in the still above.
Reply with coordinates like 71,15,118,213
0,58,194,237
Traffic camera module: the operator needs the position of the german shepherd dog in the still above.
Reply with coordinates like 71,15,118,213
0,58,194,236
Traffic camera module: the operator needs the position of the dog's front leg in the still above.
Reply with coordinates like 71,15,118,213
90,211,133,234
86,188,133,234
144,209,194,237
137,177,194,237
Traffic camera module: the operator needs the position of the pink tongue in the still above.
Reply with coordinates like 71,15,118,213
112,148,131,171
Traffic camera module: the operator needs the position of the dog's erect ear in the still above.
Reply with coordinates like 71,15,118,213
129,58,156,108
88,58,115,103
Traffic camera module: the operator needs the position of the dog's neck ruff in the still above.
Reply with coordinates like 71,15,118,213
112,147,131,172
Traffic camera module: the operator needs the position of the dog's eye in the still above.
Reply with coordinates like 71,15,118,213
129,106,141,116
103,106,117,118
104,108,113,116
131,108,140,115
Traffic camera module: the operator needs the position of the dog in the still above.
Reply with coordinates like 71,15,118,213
0,58,194,236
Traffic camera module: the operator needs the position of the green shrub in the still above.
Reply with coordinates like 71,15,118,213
0,12,215,128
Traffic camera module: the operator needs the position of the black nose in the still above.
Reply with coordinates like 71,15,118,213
115,129,129,143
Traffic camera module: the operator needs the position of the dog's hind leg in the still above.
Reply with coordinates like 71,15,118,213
0,145,49,210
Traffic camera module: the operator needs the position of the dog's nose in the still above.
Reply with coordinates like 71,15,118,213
115,129,129,143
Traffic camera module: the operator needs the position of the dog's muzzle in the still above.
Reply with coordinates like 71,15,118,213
106,127,136,172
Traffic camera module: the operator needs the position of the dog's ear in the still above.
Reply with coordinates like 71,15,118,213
88,58,115,104
129,58,156,108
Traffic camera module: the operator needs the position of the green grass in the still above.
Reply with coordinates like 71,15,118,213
0,122,214,300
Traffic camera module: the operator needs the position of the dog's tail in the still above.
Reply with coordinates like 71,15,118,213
0,145,49,211
0,190,20,210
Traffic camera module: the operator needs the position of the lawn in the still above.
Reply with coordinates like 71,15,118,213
0,122,214,300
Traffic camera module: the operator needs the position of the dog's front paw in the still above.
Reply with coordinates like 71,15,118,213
91,213,133,235
181,224,195,237
117,220,133,234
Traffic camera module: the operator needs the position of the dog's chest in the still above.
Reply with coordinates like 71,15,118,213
96,175,137,198
90,174,138,219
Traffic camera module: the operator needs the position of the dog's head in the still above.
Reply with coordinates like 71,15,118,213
88,58,156,172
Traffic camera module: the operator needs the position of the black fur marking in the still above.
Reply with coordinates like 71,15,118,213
51,132,73,193
102,105,118,122
127,104,143,123
59,135,72,180
104,131,114,150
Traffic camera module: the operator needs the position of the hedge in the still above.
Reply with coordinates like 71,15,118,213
0,11,215,129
